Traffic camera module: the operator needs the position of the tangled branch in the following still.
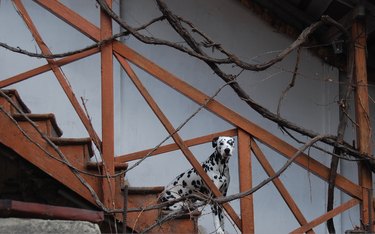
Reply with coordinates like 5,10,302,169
96,0,367,161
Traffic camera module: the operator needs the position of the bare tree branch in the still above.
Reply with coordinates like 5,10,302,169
327,42,355,233
277,46,302,116
215,134,330,204
0,16,165,59
149,0,365,159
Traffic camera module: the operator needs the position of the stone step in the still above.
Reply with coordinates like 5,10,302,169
0,89,30,114
13,113,63,137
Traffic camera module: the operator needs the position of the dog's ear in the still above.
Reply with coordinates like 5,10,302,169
212,137,219,148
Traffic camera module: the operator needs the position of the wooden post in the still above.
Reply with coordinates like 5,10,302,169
352,7,373,232
100,0,115,209
238,129,254,233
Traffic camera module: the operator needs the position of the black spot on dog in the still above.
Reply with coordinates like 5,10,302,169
200,187,209,194
176,172,185,181
192,180,200,189
182,180,187,188
178,189,183,195
166,191,171,195
167,195,176,199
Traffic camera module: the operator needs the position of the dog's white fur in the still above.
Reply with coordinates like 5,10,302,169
160,136,235,234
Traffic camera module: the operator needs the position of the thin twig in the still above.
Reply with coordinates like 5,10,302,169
277,46,302,116
215,134,330,204
0,15,165,59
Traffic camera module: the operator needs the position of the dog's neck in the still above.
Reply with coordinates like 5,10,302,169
214,150,230,163
207,151,230,175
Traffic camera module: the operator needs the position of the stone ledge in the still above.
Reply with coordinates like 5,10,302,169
0,218,101,234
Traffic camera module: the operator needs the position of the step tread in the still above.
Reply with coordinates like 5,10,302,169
86,161,128,170
160,209,201,219
50,136,94,158
1,89,31,113
125,186,165,195
13,113,63,137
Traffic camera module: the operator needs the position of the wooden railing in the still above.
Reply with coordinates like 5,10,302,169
0,0,371,233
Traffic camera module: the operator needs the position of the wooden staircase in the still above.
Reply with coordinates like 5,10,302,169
0,89,198,233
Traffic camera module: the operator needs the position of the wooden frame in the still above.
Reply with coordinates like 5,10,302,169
0,0,372,233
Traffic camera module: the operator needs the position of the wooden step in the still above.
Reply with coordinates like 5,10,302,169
0,109,101,205
0,89,30,114
13,113,63,137
123,186,198,233
126,186,164,195
86,161,128,171
50,137,94,167
0,199,104,223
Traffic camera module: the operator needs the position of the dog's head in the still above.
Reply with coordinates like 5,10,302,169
212,136,235,157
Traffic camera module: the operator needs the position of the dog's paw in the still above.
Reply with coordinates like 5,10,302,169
216,229,225,234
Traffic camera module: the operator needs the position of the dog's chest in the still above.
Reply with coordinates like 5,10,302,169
203,152,229,174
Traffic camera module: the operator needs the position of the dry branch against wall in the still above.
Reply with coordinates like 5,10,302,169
0,0,362,159
95,0,367,161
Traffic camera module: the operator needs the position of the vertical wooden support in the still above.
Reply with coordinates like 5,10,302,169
100,0,115,209
116,54,242,229
238,129,254,233
352,11,373,232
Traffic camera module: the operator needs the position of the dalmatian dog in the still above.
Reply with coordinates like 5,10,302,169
159,136,235,234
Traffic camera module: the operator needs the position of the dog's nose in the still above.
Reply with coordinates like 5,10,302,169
224,148,230,154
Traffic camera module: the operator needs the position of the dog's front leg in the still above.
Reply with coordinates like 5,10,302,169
211,204,225,234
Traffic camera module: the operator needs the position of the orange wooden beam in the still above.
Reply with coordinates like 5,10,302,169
113,43,362,200
250,138,313,233
0,199,104,223
238,129,254,234
0,47,99,88
290,198,359,234
116,54,242,229
11,0,102,152
35,0,100,41
352,15,373,231
100,0,115,210
115,128,237,162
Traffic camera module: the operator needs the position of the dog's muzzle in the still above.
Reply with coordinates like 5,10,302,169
224,148,231,156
